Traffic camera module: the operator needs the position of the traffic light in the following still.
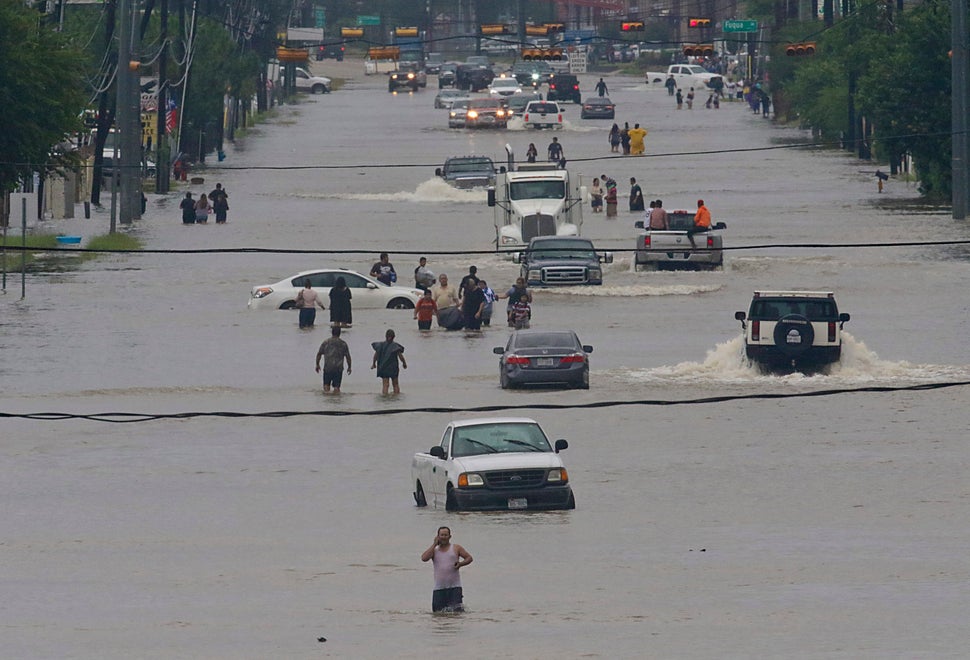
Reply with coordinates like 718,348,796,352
480,24,509,35
368,46,400,60
682,44,714,57
340,27,364,38
688,18,712,28
522,48,564,61
543,23,565,33
621,22,645,32
525,25,548,36
785,42,817,56
395,27,419,37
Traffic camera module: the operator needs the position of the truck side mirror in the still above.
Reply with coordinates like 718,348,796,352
735,311,746,325
714,221,727,230
430,445,446,459
435,168,443,176
487,187,496,207
599,252,613,264
499,166,507,173
492,347,504,354
634,220,644,229
582,345,593,353
839,312,850,324
511,252,522,264
554,439,568,453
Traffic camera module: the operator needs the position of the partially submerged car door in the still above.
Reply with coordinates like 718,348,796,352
428,426,453,507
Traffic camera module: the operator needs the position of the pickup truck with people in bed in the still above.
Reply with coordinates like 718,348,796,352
634,206,725,270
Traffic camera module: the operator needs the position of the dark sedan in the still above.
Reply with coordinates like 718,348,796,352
494,330,592,389
581,97,616,119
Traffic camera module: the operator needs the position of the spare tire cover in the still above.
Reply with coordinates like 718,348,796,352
773,314,815,356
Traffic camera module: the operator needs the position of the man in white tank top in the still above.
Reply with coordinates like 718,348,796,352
421,526,473,612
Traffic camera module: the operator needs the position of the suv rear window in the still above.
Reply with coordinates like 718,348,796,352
749,299,837,321
526,102,559,114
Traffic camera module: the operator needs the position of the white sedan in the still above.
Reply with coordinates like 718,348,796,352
248,268,422,311
488,76,522,97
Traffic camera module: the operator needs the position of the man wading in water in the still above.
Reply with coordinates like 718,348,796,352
421,526,473,612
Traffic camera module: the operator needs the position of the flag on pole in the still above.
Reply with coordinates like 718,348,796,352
165,99,177,133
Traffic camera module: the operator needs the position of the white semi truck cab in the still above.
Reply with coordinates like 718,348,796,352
487,148,585,249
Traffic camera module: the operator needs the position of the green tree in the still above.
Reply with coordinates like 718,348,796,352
0,0,89,194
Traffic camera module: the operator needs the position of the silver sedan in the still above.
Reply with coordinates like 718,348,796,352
493,330,592,389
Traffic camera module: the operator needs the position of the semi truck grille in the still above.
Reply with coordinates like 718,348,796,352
485,469,546,488
542,266,587,284
522,214,556,242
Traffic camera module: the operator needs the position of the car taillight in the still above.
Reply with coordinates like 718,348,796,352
707,236,714,248
560,354,586,364
751,320,760,341
557,114,562,122
506,355,530,365
573,84,578,90
643,235,651,248
524,113,529,121
828,321,836,342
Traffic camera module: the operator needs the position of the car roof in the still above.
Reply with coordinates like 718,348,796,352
587,97,613,103
450,417,541,429
754,290,835,298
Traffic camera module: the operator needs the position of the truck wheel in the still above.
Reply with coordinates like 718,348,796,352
311,84,327,94
445,487,459,511
773,314,814,356
414,482,427,507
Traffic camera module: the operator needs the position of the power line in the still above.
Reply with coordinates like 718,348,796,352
2,380,966,424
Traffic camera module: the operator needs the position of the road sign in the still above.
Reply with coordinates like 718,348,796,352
723,19,758,33
357,15,380,26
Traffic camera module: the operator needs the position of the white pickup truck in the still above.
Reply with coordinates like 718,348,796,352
634,209,725,270
411,417,575,511
645,64,723,90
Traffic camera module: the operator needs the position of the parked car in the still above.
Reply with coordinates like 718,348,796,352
293,67,331,94
580,97,616,119
434,89,466,109
489,76,522,97
448,99,471,128
734,290,851,372
411,417,575,511
493,329,592,389
248,269,421,311
546,74,581,104
464,97,509,128
521,100,564,129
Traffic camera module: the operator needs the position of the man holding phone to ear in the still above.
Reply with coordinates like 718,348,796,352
421,526,473,612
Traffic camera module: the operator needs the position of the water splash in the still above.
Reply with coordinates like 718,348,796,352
613,332,970,386
539,282,723,297
291,178,486,204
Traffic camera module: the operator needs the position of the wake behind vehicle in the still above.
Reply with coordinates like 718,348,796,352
493,330,593,390
248,268,421,310
734,291,851,372
411,417,575,511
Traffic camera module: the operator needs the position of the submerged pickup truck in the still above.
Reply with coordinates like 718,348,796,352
634,210,725,270
411,417,575,511
513,236,612,286
435,156,505,189
645,64,723,91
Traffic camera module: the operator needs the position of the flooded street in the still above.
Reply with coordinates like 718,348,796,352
4,60,970,658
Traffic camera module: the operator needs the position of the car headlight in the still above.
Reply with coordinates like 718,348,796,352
496,110,506,117
467,110,478,118
528,269,541,280
252,287,273,299
546,468,568,483
531,73,539,80
589,268,602,279
500,236,519,245
407,72,415,79
457,473,484,487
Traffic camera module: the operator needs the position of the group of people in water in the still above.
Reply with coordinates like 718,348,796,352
179,183,229,224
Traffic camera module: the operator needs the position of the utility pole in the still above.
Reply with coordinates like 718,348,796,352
952,0,968,219
117,0,142,224
155,0,170,194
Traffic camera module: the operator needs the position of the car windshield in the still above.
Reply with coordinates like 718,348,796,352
749,299,837,320
588,98,612,105
509,95,540,110
686,65,708,74
530,240,596,260
509,180,566,200
451,100,469,110
451,422,552,457
512,332,580,349
469,99,501,109
446,159,493,173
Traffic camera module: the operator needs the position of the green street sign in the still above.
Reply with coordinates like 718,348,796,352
357,15,380,26
723,19,758,33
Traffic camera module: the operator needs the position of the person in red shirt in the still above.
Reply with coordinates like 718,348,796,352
413,289,438,331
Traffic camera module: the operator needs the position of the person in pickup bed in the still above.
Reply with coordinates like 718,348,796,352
687,199,712,246
647,199,669,230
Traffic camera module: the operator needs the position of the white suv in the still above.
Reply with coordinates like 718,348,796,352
734,291,850,371
521,101,564,129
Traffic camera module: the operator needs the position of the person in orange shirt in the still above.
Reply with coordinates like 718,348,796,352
689,199,712,246
413,289,438,331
